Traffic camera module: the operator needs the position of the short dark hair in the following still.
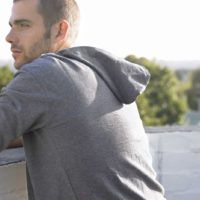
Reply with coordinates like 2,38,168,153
13,0,80,45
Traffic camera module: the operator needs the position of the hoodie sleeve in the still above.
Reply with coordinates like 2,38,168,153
0,68,49,151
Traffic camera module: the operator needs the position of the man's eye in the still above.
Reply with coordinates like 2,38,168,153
20,23,30,28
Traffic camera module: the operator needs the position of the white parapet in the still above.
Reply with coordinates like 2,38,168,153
147,126,200,200
0,162,27,200
0,148,27,200
0,126,200,200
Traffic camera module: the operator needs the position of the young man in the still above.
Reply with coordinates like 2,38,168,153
1,0,166,199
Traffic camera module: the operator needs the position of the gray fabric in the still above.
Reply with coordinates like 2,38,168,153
0,46,166,200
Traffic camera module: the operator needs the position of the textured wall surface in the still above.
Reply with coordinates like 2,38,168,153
0,162,27,200
147,126,200,200
0,148,27,200
0,126,199,200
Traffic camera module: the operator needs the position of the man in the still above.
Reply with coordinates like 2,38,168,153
1,0,166,199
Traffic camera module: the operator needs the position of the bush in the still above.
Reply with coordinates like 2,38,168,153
125,55,188,126
0,66,14,91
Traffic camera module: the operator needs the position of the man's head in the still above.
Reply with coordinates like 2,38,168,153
6,0,80,69
36,0,80,43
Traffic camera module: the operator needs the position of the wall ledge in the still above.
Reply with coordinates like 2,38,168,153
1,125,200,165
145,125,200,133
0,148,25,166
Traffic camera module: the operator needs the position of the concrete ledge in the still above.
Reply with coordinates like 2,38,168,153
0,162,27,200
0,148,25,166
0,126,199,200
1,125,198,165
147,126,200,200
0,148,27,200
146,125,200,133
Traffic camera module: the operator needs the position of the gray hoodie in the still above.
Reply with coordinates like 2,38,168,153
0,46,166,200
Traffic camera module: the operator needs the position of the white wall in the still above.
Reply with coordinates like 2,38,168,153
0,162,27,200
0,126,199,200
148,126,200,200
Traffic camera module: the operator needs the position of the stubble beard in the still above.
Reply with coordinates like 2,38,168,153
14,33,52,69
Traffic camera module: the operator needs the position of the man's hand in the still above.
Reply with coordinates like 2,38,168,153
7,137,23,148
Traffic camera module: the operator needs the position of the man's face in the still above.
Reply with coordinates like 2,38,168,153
6,0,52,69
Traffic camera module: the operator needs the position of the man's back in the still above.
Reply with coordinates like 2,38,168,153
1,47,165,199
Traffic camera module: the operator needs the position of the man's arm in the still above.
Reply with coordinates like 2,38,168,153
7,137,23,148
0,68,47,151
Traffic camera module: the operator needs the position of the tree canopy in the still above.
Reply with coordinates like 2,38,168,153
186,68,200,110
125,55,188,126
0,66,14,91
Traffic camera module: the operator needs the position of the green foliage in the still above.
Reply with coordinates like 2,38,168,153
0,66,14,91
125,55,188,126
186,68,200,110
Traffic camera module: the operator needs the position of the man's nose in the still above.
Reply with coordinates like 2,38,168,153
5,29,16,44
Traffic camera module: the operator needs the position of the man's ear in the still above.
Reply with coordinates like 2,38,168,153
53,20,69,41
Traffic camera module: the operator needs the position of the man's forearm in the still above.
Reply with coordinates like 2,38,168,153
7,137,23,148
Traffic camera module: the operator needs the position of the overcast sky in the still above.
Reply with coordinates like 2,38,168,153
1,0,200,62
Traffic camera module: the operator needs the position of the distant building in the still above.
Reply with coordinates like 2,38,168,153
185,111,200,125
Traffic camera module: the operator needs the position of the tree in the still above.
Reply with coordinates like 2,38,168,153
0,66,14,91
186,68,200,110
125,55,188,126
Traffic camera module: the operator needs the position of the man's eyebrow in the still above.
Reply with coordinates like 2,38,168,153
9,19,32,26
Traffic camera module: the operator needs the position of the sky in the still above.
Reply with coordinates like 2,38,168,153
1,0,200,62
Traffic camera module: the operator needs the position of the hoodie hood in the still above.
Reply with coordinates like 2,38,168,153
45,46,150,104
